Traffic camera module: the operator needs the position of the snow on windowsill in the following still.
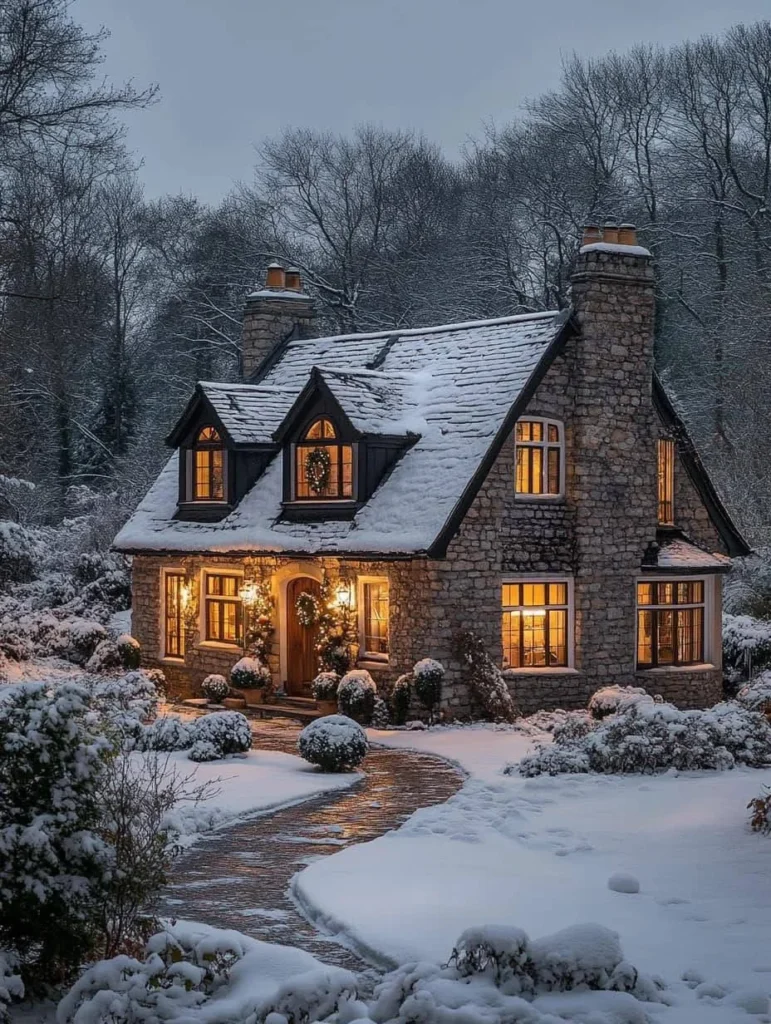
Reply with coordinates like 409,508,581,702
357,659,390,671
196,640,244,652
636,662,716,675
503,666,580,676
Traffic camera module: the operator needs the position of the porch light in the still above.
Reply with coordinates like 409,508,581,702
333,581,354,610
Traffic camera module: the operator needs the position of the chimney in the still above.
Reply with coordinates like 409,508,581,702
241,263,316,381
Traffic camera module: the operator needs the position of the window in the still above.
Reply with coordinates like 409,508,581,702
637,580,704,668
203,572,243,644
193,426,225,501
294,417,354,500
515,419,563,497
658,439,675,525
502,581,570,669
163,571,185,658
359,579,389,660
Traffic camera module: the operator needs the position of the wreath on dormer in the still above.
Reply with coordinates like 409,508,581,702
305,446,331,496
295,591,321,628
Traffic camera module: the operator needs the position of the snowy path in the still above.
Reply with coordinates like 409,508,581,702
160,722,463,971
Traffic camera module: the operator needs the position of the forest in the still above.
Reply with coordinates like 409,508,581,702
1,0,770,543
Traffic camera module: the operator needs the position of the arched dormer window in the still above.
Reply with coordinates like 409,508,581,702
193,426,226,501
514,418,564,498
294,417,354,500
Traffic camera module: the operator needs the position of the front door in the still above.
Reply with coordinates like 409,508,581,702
286,576,321,696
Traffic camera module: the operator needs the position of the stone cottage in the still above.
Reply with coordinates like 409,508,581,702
114,225,749,714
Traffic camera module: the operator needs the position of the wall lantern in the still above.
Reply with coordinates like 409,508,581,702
334,581,354,610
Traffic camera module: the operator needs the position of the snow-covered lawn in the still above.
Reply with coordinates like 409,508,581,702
145,748,360,845
295,724,771,1021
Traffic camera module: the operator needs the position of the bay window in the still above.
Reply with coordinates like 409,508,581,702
637,580,705,668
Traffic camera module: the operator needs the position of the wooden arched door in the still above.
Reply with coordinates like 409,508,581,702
285,576,321,696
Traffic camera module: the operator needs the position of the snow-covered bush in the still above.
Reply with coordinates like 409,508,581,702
454,630,519,722
0,950,23,1023
311,670,339,701
551,709,593,743
337,669,376,724
588,684,654,719
262,966,359,1023
72,551,131,616
201,673,229,703
298,715,368,772
451,925,532,989
518,698,771,776
94,669,161,728
117,633,141,669
371,694,391,729
0,521,43,591
86,637,122,673
0,682,112,982
391,673,412,725
188,711,251,762
723,613,771,683
230,656,271,691
139,715,193,752
749,787,771,833
66,618,108,665
736,671,771,713
413,658,444,715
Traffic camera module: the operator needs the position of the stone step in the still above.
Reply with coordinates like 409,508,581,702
246,701,321,723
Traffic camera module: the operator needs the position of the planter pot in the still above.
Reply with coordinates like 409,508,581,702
244,688,266,706
223,696,246,710
317,700,338,716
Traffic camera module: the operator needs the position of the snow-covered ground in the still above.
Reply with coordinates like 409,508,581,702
161,748,360,844
295,724,771,1022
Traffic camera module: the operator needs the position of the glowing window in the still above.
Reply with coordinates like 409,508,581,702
637,580,704,668
502,581,570,669
658,439,675,525
515,419,564,497
193,426,225,501
295,418,354,500
361,579,389,659
203,573,243,644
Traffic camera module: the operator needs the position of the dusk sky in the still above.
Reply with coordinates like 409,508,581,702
73,0,771,203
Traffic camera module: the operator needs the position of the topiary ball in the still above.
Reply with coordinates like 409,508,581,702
201,674,229,703
297,714,368,772
337,670,376,724
117,633,141,670
412,658,444,712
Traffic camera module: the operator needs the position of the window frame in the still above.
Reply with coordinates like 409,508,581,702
514,417,565,500
501,575,575,672
191,426,227,503
636,576,709,670
357,576,390,664
199,569,244,648
291,417,356,503
161,568,186,661
657,438,675,525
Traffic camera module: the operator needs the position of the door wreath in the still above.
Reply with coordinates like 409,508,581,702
295,591,321,628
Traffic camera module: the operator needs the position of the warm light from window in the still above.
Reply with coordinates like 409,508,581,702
658,439,675,524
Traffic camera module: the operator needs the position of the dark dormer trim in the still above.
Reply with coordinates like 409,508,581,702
165,385,235,450
273,367,361,444
652,377,750,557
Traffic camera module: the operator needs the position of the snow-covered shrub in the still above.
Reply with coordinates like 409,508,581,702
0,682,112,981
0,521,43,591
65,618,108,664
72,551,131,616
94,670,161,726
736,671,771,713
749,787,771,833
413,658,444,715
298,715,368,772
85,637,122,673
391,673,412,725
311,670,339,701
201,673,229,703
371,695,391,729
139,715,192,752
263,966,359,1023
451,925,533,990
117,633,141,670
519,698,771,776
144,667,167,700
0,950,23,1023
337,669,377,724
454,630,519,722
588,684,654,719
723,613,771,684
230,656,271,690
551,709,593,743
188,711,251,761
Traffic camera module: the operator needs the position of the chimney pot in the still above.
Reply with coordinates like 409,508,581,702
618,223,637,246
285,267,302,291
265,262,286,289
602,220,619,244
582,224,602,246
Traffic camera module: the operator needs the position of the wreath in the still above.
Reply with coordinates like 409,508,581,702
305,446,331,496
295,591,321,628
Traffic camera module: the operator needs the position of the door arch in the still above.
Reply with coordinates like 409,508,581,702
284,576,321,695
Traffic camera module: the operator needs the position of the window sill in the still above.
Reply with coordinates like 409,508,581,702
160,655,186,664
514,494,565,503
197,640,243,651
502,666,579,675
636,663,716,675
357,658,390,670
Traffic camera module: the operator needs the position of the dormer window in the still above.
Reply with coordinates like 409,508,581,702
193,426,225,501
294,418,354,500
515,418,564,498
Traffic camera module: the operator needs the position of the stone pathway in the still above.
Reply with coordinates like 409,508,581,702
160,720,463,972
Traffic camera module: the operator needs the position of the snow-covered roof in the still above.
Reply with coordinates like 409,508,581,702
579,242,652,258
114,310,568,556
655,538,731,572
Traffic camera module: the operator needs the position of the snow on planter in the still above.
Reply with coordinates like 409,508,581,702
336,670,376,724
607,873,640,894
588,684,653,719
188,711,252,761
297,714,368,772
201,673,229,702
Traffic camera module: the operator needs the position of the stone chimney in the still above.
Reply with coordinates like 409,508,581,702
569,220,658,682
241,263,316,381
